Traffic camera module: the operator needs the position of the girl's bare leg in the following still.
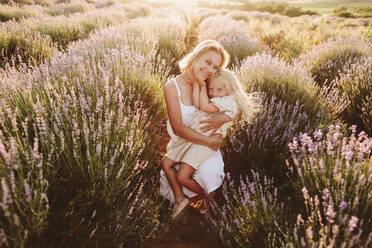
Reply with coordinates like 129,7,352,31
161,157,185,203
176,163,205,196
177,163,210,213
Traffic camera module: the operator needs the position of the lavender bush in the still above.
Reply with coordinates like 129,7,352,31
0,29,168,245
66,15,185,77
361,96,372,136
45,1,94,16
0,27,57,68
335,56,372,135
198,15,262,67
146,17,188,75
204,170,285,247
259,30,304,62
0,115,49,247
237,53,331,117
298,36,371,87
272,187,372,247
223,53,337,183
0,7,130,67
1,0,52,6
0,4,42,22
223,95,321,182
285,124,372,244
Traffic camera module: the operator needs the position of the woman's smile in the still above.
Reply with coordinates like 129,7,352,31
193,50,222,81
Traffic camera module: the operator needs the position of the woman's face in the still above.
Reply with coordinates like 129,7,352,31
192,50,222,81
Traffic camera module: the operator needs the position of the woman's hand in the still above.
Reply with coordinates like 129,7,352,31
195,77,206,87
206,134,223,151
199,113,232,134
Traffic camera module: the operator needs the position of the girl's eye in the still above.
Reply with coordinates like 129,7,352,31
206,60,211,65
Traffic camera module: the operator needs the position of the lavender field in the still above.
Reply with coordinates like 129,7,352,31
0,0,371,247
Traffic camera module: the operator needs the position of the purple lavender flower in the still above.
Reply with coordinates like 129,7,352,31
322,188,329,201
339,201,347,210
348,216,359,232
24,183,31,202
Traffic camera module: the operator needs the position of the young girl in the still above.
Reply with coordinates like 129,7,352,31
162,68,261,218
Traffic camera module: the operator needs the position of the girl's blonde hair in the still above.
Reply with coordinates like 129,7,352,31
212,69,262,123
179,40,230,73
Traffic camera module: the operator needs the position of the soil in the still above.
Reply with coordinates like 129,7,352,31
148,209,223,248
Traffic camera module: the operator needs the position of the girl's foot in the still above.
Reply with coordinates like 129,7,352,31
172,197,190,220
199,197,210,214
189,192,215,214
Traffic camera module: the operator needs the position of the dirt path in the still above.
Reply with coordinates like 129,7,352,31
149,209,223,248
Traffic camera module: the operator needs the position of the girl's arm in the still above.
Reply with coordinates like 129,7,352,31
199,85,219,113
192,83,200,109
164,82,222,150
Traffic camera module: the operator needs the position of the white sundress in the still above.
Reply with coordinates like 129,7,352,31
159,78,225,204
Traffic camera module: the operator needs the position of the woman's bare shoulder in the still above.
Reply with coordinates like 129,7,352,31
164,79,175,88
163,78,179,94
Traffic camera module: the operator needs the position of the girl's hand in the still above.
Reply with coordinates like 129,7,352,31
207,134,223,151
199,113,231,134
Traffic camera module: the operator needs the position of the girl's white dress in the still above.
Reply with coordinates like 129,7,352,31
165,94,237,170
159,78,225,203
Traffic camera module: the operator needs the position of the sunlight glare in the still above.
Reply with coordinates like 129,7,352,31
146,0,199,6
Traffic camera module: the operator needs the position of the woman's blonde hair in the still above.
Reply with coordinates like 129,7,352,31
179,40,230,73
212,69,262,123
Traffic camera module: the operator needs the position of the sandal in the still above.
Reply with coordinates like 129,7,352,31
189,192,215,214
172,197,190,220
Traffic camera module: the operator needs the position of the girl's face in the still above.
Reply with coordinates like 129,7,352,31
208,78,228,98
192,50,222,81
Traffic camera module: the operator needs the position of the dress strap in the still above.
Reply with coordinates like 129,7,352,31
172,78,181,101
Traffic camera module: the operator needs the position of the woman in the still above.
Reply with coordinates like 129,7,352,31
159,40,231,218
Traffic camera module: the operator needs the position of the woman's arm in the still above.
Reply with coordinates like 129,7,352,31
192,83,200,109
199,85,219,113
199,113,232,133
164,82,222,150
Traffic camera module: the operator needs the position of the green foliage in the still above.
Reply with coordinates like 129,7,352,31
360,96,372,135
0,9,129,67
0,29,57,67
205,172,287,247
298,37,372,87
243,2,318,17
0,0,52,7
0,3,371,247
336,56,372,135
283,125,372,246
334,5,372,18
45,2,93,16
197,1,318,17
222,53,334,194
259,31,304,62
0,4,40,22
0,128,49,247
0,19,169,244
